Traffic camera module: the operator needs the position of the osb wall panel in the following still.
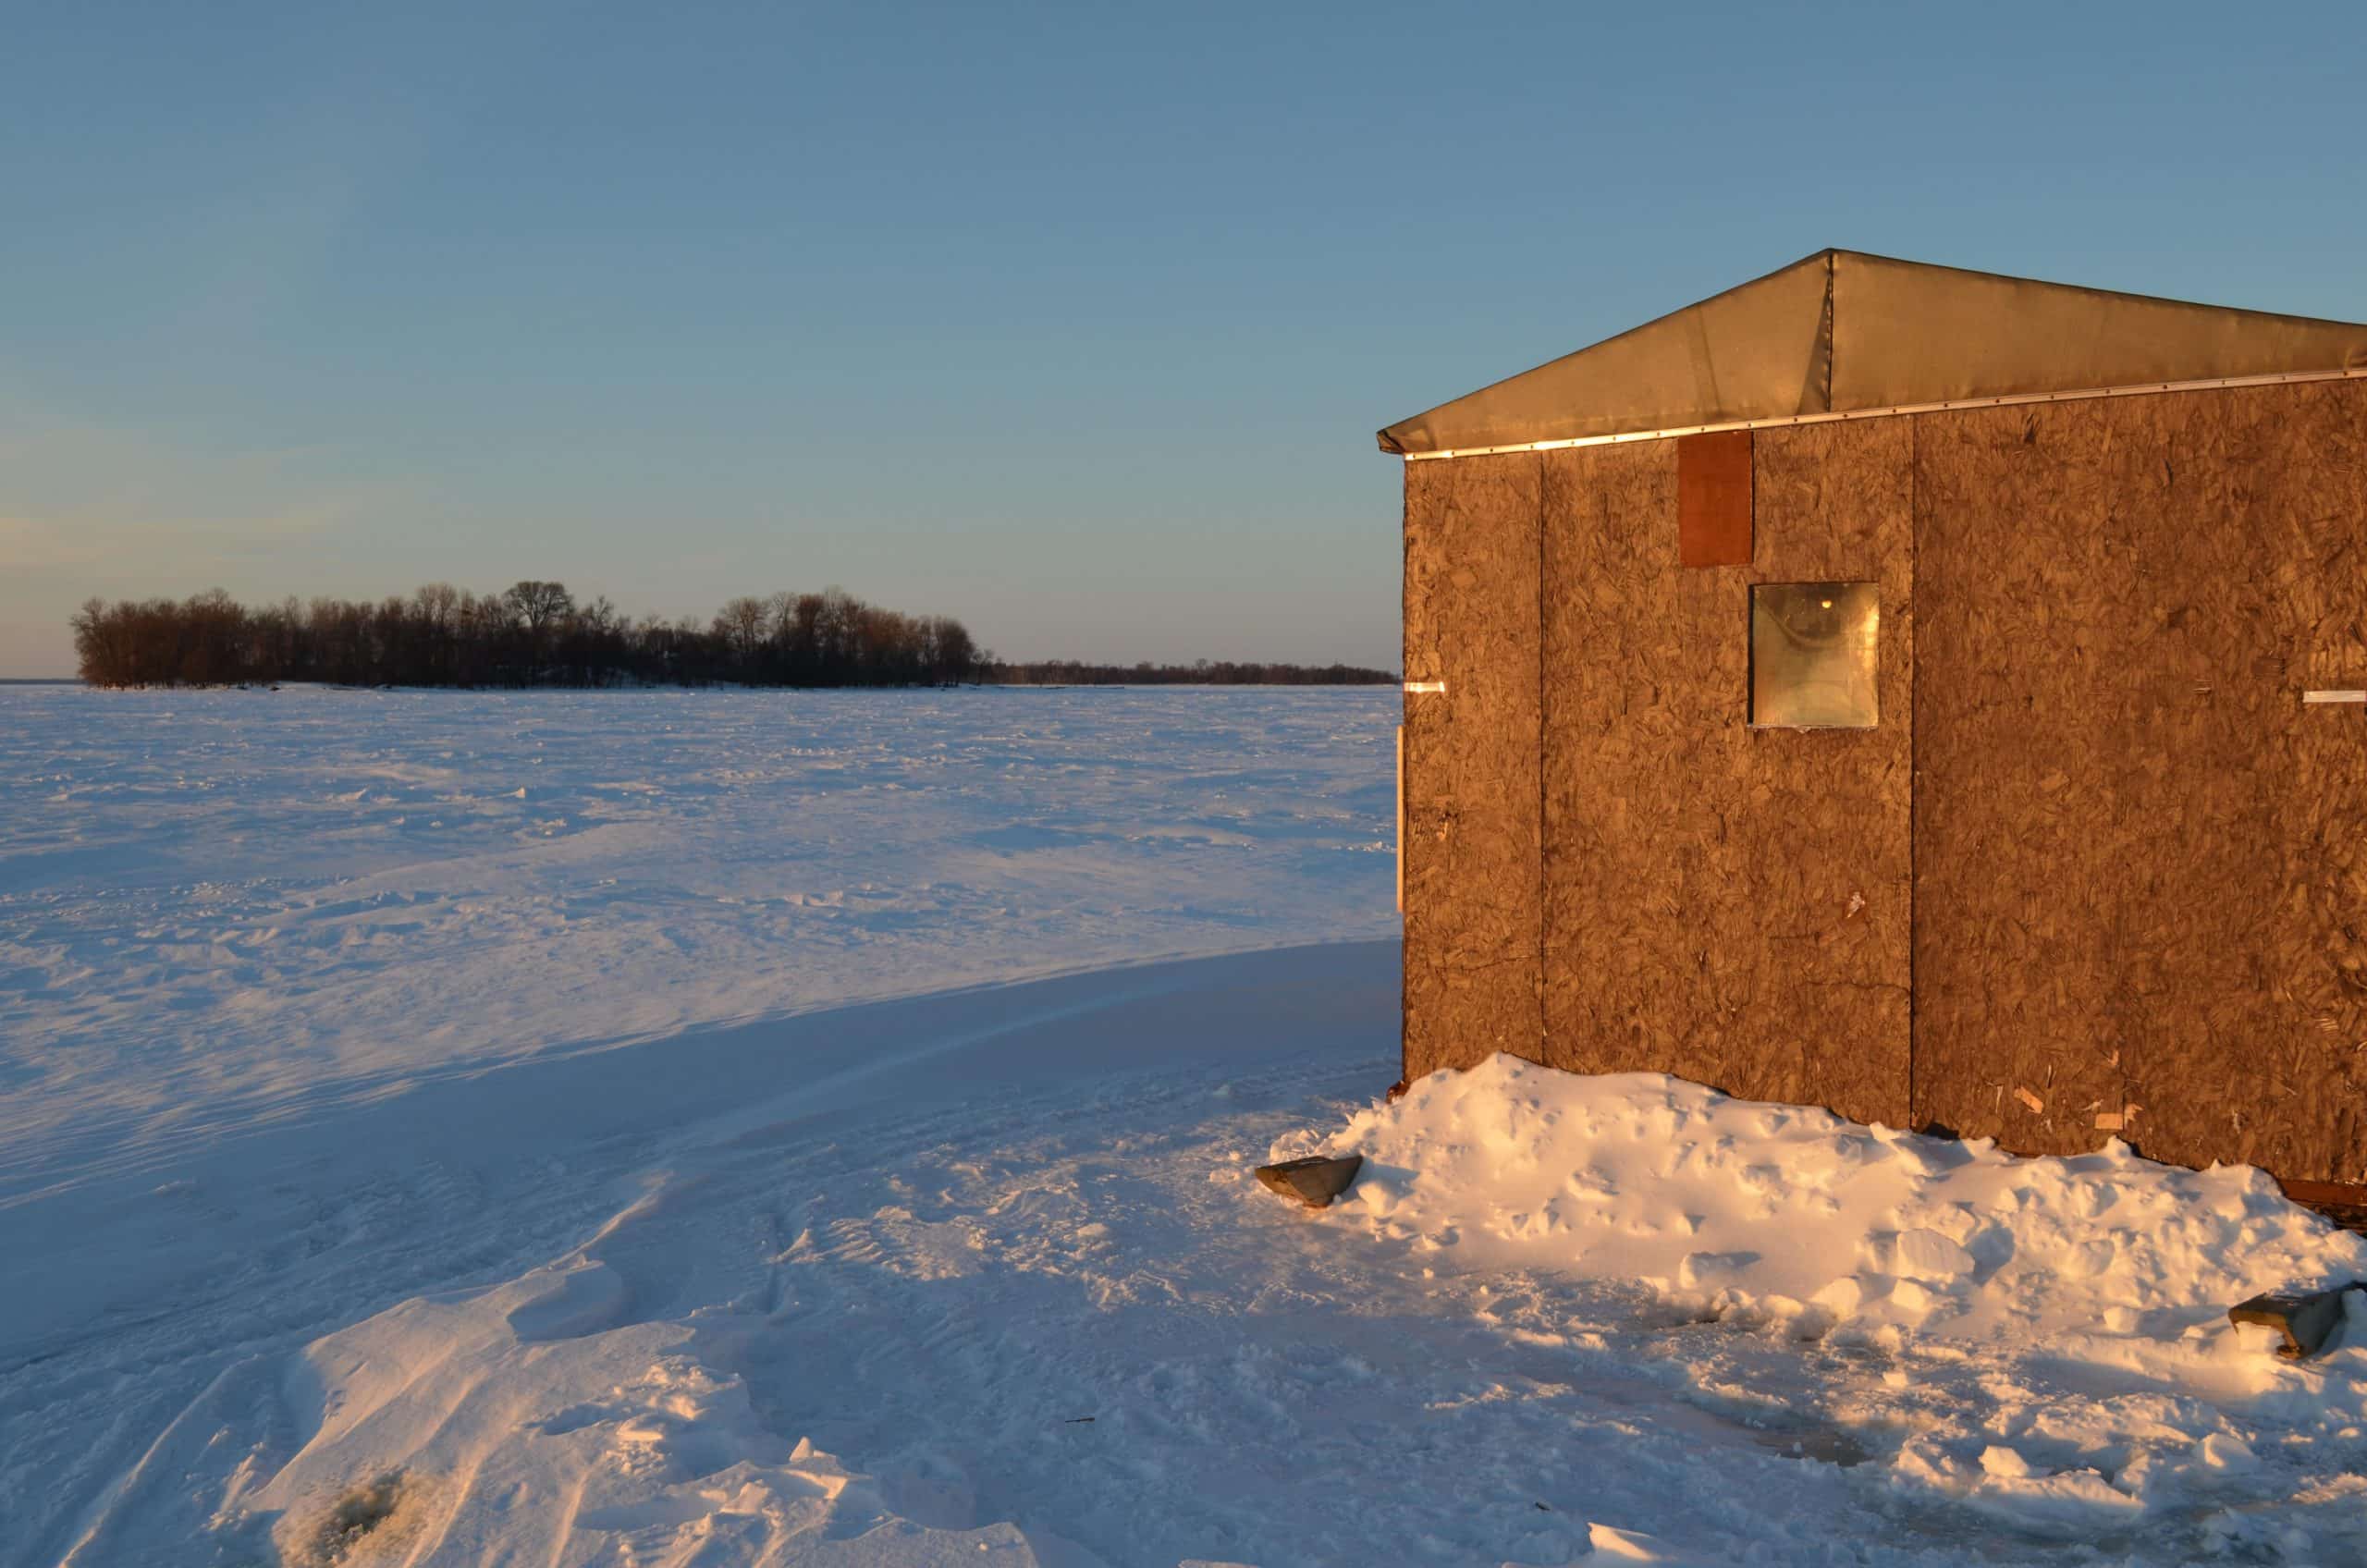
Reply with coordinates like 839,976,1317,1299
1403,452,1542,1080
1539,422,1913,1126
1913,380,2367,1182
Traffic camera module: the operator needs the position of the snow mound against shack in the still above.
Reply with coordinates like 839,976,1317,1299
1284,1056,2364,1341
1274,1055,2367,1542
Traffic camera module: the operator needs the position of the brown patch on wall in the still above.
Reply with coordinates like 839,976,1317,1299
1538,422,1913,1126
1677,430,1754,567
1403,452,1543,1081
1912,381,2367,1182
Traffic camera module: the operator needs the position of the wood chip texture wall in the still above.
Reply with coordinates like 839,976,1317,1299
1400,378,2367,1186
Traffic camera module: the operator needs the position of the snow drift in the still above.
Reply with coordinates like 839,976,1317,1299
1277,1055,2367,1548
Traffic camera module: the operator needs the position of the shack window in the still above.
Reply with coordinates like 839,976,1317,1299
1750,582,1878,729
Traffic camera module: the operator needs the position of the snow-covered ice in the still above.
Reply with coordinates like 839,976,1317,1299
5,686,2365,1567
1,686,1393,1207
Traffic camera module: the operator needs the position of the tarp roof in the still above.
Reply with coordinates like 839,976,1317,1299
1378,249,2367,457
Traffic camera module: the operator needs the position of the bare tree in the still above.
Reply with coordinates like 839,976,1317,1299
413,582,460,633
504,581,574,637
714,596,770,664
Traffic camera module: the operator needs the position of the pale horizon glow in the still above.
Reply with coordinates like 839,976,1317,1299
5,1,2364,676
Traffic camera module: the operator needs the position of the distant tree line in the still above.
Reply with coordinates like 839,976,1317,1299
71,584,982,688
984,658,1395,686
69,586,1400,689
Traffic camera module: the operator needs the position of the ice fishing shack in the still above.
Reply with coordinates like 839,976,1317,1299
1383,249,2367,1201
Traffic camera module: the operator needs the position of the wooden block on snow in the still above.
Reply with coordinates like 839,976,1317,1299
2228,1284,2362,1359
1255,1154,1364,1209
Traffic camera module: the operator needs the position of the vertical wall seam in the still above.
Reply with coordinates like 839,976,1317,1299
1907,413,1919,1128
1537,453,1549,1060
1401,466,1414,1089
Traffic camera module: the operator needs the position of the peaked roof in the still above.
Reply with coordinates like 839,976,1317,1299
1378,249,2367,457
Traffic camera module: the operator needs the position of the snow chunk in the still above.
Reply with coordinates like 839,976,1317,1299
1896,1228,1977,1281
1677,1251,1759,1290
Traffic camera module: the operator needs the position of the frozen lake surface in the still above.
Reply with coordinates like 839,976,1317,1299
1,686,1395,1202
4,686,2363,1567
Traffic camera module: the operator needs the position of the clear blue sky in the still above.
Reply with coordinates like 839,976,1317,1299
6,1,2362,675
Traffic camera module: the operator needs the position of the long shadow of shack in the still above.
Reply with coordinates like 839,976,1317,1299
1382,249,2367,1206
